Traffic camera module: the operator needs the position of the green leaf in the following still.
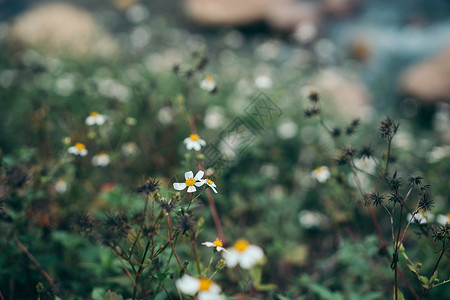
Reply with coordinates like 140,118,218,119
254,282,277,291
406,263,418,275
429,270,438,288
393,287,406,300
249,265,262,285
420,276,429,288
104,290,123,300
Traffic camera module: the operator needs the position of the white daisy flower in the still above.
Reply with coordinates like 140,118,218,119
200,76,216,92
85,112,106,126
407,212,433,225
54,178,68,194
222,239,264,269
176,275,224,300
254,74,273,89
311,166,330,183
426,145,449,163
202,178,218,193
173,171,205,193
202,238,225,252
68,143,88,156
436,213,450,226
184,134,206,151
91,152,110,167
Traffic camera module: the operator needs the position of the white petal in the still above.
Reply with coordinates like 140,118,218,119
195,181,205,187
202,242,215,248
246,245,264,261
216,246,226,252
194,170,205,180
209,185,218,193
80,149,88,156
198,291,224,300
192,142,202,151
238,254,257,269
176,275,199,295
239,246,264,269
223,249,239,268
187,185,196,193
199,139,206,146
96,115,106,125
85,117,94,126
209,283,221,294
173,182,186,190
185,171,194,180
68,146,76,154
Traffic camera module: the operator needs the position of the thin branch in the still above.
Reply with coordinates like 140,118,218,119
14,235,57,292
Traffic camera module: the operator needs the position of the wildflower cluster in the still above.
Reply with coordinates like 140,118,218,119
303,90,449,300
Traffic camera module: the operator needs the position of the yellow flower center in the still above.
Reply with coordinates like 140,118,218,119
234,239,250,252
206,178,214,185
315,166,324,173
75,143,85,150
199,278,212,291
185,178,196,187
213,238,223,248
446,213,450,219
190,134,200,141
205,76,214,82
90,112,99,117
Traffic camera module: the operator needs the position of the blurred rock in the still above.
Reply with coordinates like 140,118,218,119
112,0,138,11
184,0,319,29
265,2,321,32
348,37,372,62
399,47,450,103
321,0,361,17
8,3,119,59
315,68,373,120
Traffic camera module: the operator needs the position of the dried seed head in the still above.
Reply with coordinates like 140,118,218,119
136,178,160,195
308,90,320,102
369,192,384,207
359,145,374,159
379,116,399,140
177,213,195,236
418,192,434,212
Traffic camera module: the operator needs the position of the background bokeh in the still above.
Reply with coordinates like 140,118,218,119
0,0,449,299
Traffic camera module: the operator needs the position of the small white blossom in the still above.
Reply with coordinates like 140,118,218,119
85,112,106,126
91,152,110,167
299,210,327,229
173,171,205,193
68,143,88,156
121,142,139,157
202,238,225,252
426,145,449,163
407,212,434,224
311,166,330,183
202,178,218,193
254,74,272,89
222,239,264,269
54,178,68,194
200,76,216,92
293,22,318,44
184,134,206,151
176,275,224,300
436,214,450,226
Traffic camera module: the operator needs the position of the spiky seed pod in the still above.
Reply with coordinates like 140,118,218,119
418,192,434,212
177,214,195,236
369,192,384,207
136,178,160,195
308,90,320,102
409,176,423,186
359,145,374,159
